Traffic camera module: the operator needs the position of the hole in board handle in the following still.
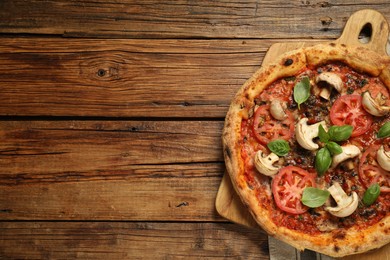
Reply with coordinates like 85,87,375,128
358,23,372,44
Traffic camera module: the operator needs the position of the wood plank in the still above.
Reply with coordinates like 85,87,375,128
0,174,223,221
0,38,302,53
0,0,389,39
0,120,223,168
0,222,269,259
0,120,226,220
0,38,272,118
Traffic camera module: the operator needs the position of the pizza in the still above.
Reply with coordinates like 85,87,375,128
222,43,390,257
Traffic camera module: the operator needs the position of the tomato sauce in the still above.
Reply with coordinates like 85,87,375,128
240,62,390,234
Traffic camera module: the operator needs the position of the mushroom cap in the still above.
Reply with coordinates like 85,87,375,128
316,72,344,93
254,151,280,176
326,192,358,218
295,118,327,151
325,182,359,218
331,144,361,168
270,99,287,121
377,145,390,171
362,91,390,116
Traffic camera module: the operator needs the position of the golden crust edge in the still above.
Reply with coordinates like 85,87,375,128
305,42,388,76
222,42,390,257
243,184,390,258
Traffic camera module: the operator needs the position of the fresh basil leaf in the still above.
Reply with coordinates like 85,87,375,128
328,125,353,142
315,147,331,176
301,187,330,208
267,139,290,156
363,183,381,206
326,141,343,155
377,121,390,138
318,124,329,143
293,77,311,109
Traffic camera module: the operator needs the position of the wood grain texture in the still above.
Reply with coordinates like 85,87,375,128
0,120,223,167
0,120,225,220
0,222,269,259
0,38,270,118
0,176,223,221
0,0,389,39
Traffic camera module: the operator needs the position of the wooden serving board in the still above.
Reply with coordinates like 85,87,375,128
216,9,390,260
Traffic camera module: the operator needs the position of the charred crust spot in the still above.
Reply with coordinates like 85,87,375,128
334,245,340,252
354,246,359,252
284,58,294,66
332,230,346,240
225,147,232,159
384,226,389,234
329,43,336,47
341,44,346,47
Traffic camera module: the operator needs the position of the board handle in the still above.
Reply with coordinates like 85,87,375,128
336,9,389,56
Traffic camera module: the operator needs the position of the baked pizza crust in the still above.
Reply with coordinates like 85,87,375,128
222,43,390,257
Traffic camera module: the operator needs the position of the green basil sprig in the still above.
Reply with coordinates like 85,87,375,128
301,187,330,208
318,124,329,143
325,141,343,155
315,124,353,175
293,77,311,109
267,139,290,156
377,121,390,138
363,183,381,206
315,148,332,176
320,125,353,143
328,125,353,142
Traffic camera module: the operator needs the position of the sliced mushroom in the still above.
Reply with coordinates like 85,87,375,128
254,151,280,176
319,88,332,100
295,118,327,150
270,100,287,120
325,182,358,218
362,92,390,116
315,72,344,100
377,145,390,171
331,144,361,168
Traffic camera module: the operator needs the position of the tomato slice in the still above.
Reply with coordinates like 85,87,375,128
330,94,373,137
272,166,316,214
359,144,390,192
252,104,294,145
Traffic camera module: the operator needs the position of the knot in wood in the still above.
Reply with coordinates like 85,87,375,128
320,16,333,27
79,55,125,82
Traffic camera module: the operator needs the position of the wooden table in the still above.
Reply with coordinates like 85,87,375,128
0,1,389,259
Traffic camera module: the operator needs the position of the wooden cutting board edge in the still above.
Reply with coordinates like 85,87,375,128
215,8,390,260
